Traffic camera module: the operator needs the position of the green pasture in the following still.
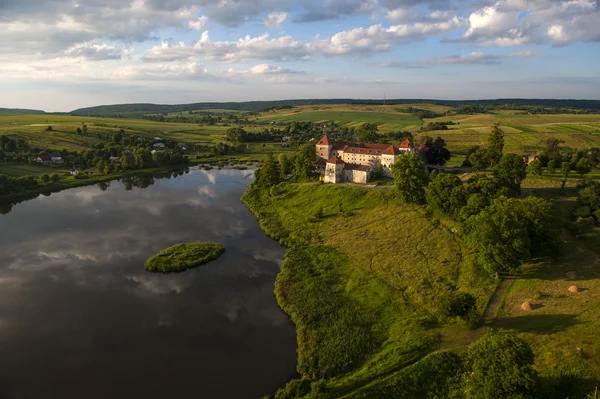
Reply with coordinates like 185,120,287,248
258,110,422,131
0,163,67,177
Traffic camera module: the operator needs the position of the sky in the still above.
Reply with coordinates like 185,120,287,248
1,0,600,112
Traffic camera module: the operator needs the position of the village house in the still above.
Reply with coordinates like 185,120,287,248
316,135,416,184
36,154,51,164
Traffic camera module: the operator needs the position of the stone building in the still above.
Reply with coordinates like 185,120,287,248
317,135,416,183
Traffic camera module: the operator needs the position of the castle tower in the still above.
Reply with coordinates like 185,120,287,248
316,135,333,159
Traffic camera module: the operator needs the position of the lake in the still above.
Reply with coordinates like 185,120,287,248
0,168,297,398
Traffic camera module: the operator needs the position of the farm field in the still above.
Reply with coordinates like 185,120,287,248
256,104,600,154
425,113,600,154
257,104,424,131
0,163,68,177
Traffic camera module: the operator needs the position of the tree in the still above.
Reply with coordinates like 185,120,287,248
112,132,123,144
40,174,50,183
464,196,555,275
46,126,53,131
133,148,153,169
278,153,292,178
543,137,564,161
255,154,280,188
439,292,478,327
468,148,489,171
121,153,134,170
76,127,82,135
82,124,88,134
575,157,592,177
293,144,316,180
426,173,467,218
547,159,556,174
225,127,247,143
423,136,451,165
356,123,378,143
50,173,60,183
487,123,505,167
391,153,428,203
526,159,542,176
493,154,526,191
465,333,536,398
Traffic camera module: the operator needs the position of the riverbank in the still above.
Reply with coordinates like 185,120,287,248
242,183,496,397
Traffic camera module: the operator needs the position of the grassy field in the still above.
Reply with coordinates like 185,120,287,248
144,242,225,273
254,104,600,155
244,180,600,398
0,163,69,177
424,113,600,154
256,104,423,132
243,183,496,397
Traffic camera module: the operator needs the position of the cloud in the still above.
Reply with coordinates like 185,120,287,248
188,16,208,30
262,12,288,27
376,50,534,67
141,16,466,63
459,0,600,46
293,0,378,23
248,63,303,75
64,42,129,61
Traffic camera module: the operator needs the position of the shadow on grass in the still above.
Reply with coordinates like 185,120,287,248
492,314,582,334
537,374,598,399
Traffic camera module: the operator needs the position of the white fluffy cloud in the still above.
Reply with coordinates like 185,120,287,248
64,42,130,61
141,16,466,63
262,12,288,28
460,0,600,46
188,16,208,30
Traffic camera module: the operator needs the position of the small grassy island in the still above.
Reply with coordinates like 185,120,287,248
144,242,225,273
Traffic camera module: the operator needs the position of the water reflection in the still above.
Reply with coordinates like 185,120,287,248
0,169,296,399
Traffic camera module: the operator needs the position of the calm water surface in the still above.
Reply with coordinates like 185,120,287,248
0,169,296,399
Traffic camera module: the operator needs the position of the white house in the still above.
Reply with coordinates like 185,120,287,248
70,169,79,176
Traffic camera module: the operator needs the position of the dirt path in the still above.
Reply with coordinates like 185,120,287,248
482,279,513,322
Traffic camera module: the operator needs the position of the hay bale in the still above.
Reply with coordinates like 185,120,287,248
521,301,533,311
568,285,580,293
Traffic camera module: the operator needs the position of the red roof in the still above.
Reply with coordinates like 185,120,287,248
317,135,331,146
327,156,345,165
399,139,413,149
382,145,401,155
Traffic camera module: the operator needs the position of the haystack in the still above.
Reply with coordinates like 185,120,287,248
568,285,580,293
521,301,533,311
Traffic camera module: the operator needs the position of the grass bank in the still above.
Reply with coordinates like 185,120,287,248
242,183,495,397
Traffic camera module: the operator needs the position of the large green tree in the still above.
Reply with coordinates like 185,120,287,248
255,154,280,187
493,154,526,191
465,333,537,399
391,153,428,203
278,153,292,178
293,144,316,180
487,123,505,167
575,157,592,177
356,123,379,143
468,148,489,171
526,159,542,176
426,173,467,218
422,136,451,165
225,127,247,143
464,196,555,274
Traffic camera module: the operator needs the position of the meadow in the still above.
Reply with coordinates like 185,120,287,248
243,183,498,397
244,179,600,398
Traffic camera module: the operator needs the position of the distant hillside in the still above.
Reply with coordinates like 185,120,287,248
0,108,45,114
70,98,600,117
69,99,353,116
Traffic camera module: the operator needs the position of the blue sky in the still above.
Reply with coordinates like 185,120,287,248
1,0,599,111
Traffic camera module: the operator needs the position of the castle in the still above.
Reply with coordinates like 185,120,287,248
315,135,416,184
